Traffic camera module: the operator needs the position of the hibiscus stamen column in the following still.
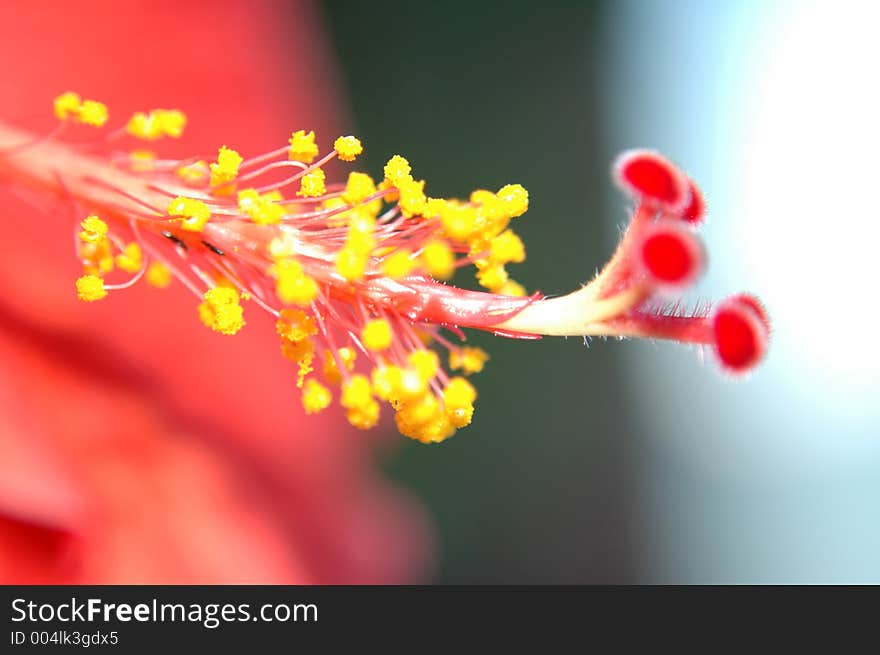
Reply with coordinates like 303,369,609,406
0,94,770,443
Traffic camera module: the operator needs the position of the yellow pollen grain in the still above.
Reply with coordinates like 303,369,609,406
167,197,210,232
115,242,143,273
421,240,455,280
146,261,172,288
362,318,393,352
450,346,489,375
79,216,108,243
333,135,363,162
198,286,245,335
297,168,326,198
75,274,107,302
289,130,319,163
381,249,415,279
209,146,243,187
301,378,332,414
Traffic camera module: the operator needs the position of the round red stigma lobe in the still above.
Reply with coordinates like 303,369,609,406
614,150,689,212
712,296,769,373
681,177,706,224
639,222,703,286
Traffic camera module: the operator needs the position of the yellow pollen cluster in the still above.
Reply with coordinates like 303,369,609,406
209,146,242,187
125,109,187,140
145,261,172,288
450,346,490,374
75,274,107,302
322,347,356,385
59,115,528,444
288,130,319,163
362,318,392,351
167,196,210,232
341,374,381,430
198,287,245,335
277,309,318,389
271,258,319,307
301,378,332,414
333,135,363,162
334,212,376,282
381,248,415,279
53,92,108,127
77,216,113,275
297,168,326,198
115,243,143,273
238,188,285,225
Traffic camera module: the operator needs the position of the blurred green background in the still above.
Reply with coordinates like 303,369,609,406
322,0,635,583
320,0,880,583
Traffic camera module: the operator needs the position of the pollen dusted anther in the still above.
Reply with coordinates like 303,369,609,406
0,94,769,443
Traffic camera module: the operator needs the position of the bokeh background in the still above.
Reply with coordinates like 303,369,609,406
1,0,876,584
322,0,880,582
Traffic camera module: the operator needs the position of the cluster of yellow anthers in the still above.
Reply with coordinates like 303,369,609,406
53,92,533,443
0,92,766,443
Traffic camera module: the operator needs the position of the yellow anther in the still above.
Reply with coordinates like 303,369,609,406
443,376,477,407
198,286,245,335
79,216,108,244
421,240,455,280
417,413,457,443
272,258,319,307
75,274,107,302
396,367,429,401
333,135,363,162
238,188,285,225
115,242,143,273
335,246,368,282
476,263,509,292
381,249,415,279
443,377,477,428
398,178,427,217
342,171,376,205
371,364,403,401
440,202,478,242
383,155,412,186
362,318,393,352
496,183,529,218
156,109,186,138
268,232,298,259
301,378,332,414
126,109,186,140
489,229,526,264
54,92,81,121
407,349,439,382
167,197,210,232
280,337,314,366
277,308,318,343
288,130,319,163
176,160,208,185
78,100,109,127
145,261,172,288
396,392,442,430
209,146,243,187
323,347,357,385
497,279,527,297
341,374,374,410
347,399,381,430
450,346,489,375
297,168,326,198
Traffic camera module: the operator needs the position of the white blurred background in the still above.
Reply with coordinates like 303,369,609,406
606,0,880,582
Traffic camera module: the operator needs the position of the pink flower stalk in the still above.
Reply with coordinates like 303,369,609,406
0,110,769,445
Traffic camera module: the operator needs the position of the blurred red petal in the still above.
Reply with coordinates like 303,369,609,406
0,0,428,583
